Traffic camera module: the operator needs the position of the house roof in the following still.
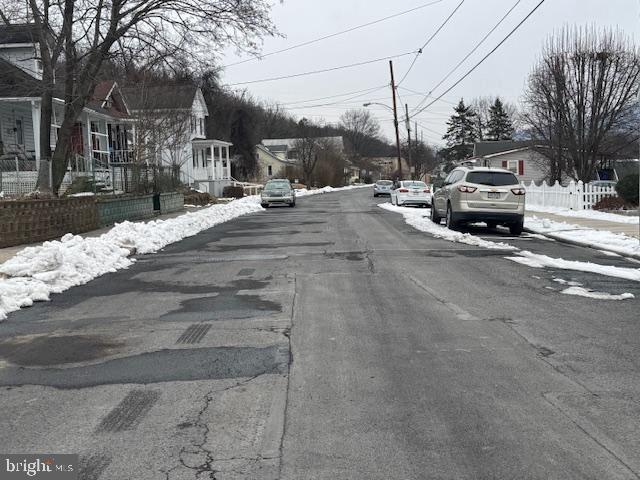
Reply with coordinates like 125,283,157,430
473,140,534,157
0,23,41,44
0,57,43,97
122,85,199,111
87,80,129,118
256,144,296,163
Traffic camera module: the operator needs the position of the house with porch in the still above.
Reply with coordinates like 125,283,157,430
0,23,233,196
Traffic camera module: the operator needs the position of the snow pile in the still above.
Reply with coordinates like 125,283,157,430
553,278,582,286
527,204,639,225
379,203,517,250
561,286,634,301
525,215,640,258
295,184,372,197
505,251,640,282
0,196,264,320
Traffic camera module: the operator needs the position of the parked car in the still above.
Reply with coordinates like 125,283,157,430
390,180,432,207
590,180,617,189
261,179,296,208
431,167,525,235
373,180,394,197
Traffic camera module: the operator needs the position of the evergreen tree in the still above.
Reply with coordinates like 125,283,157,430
486,98,514,141
442,99,478,161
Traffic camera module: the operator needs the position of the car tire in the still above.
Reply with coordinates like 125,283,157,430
261,203,269,208
431,203,441,224
374,193,378,197
446,203,458,230
289,202,295,208
509,220,524,236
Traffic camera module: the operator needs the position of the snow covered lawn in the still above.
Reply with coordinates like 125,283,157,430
525,215,640,258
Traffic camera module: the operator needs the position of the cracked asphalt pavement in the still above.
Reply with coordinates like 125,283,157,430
1,188,639,479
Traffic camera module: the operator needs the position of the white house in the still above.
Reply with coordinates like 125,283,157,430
471,141,548,184
0,23,233,196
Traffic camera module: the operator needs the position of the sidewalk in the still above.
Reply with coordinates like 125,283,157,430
524,208,640,259
526,210,640,239
0,206,202,266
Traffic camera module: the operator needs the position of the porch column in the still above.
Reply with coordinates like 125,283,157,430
31,100,41,169
209,143,216,180
216,145,222,179
225,146,231,179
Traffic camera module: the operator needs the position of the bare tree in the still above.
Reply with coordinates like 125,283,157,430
339,109,381,160
313,137,346,187
293,120,319,185
0,0,278,193
523,27,640,182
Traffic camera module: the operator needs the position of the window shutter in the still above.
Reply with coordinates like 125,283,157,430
518,160,524,176
502,160,508,168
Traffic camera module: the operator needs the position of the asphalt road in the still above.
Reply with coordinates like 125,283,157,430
1,188,639,479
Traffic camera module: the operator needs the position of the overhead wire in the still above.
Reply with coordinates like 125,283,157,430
224,51,417,86
410,0,523,114
222,0,445,68
410,0,547,119
396,0,466,86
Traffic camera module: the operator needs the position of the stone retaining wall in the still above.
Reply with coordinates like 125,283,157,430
158,192,184,214
0,198,98,248
96,195,155,227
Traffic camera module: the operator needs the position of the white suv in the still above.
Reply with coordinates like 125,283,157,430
431,167,525,235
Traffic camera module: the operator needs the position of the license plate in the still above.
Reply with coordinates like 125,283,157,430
411,191,420,195
487,192,500,199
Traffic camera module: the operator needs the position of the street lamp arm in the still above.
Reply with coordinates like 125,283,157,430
362,102,394,112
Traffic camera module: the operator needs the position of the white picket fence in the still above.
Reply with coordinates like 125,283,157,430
523,180,617,210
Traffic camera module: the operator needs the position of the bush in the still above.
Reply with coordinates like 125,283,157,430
222,185,244,199
615,174,639,206
593,196,626,210
63,176,95,196
183,191,214,206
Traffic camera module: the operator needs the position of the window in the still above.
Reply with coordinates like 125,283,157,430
192,150,196,168
268,165,273,176
287,149,297,160
199,118,204,135
466,171,519,186
15,119,23,145
502,159,524,175
191,116,196,133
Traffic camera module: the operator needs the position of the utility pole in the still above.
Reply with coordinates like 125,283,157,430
389,60,402,180
405,104,412,179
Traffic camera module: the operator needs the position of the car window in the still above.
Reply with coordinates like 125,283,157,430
466,171,519,186
376,180,393,186
402,181,426,188
448,171,463,184
265,182,290,190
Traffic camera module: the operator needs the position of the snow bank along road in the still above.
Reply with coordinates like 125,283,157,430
1,187,639,479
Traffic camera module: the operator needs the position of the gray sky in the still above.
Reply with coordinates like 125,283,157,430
219,0,638,145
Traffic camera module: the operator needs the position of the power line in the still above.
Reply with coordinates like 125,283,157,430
225,51,417,86
411,0,523,114
396,0,466,86
223,0,445,68
280,85,388,106
410,0,547,119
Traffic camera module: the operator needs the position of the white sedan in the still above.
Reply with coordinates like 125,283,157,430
390,181,432,207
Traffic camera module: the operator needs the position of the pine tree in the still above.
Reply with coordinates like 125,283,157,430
442,99,478,161
486,98,514,141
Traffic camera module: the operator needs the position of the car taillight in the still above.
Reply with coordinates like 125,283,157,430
398,188,409,192
457,185,477,193
423,188,430,193
511,187,526,195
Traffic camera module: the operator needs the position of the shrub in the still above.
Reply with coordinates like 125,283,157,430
222,185,244,199
593,196,626,210
63,176,95,196
183,191,214,206
615,174,639,206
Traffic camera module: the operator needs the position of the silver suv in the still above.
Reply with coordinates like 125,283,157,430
431,167,525,235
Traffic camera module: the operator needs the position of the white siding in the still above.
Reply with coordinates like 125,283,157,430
0,45,42,79
485,150,547,184
0,102,35,154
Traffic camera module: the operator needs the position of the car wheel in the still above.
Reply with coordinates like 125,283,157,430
431,203,440,224
374,193,378,197
509,220,524,236
446,203,458,230
261,203,268,208
289,202,295,208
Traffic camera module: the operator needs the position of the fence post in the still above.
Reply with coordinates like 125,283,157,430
576,180,583,210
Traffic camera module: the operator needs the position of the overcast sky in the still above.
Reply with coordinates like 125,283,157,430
219,0,637,145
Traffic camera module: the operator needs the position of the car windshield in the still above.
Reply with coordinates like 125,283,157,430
265,182,290,191
403,181,426,188
376,180,393,186
466,172,519,186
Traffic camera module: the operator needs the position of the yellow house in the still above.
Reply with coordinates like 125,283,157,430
255,143,298,183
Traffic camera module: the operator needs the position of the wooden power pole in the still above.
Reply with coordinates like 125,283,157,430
389,60,402,180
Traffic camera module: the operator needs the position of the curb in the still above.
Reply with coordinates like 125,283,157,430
523,227,640,261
